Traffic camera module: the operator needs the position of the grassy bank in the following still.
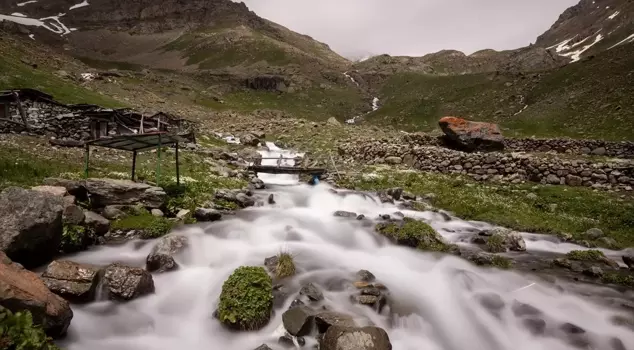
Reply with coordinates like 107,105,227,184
339,168,634,248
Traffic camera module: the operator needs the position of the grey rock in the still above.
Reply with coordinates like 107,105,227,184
43,178,86,198
150,208,164,217
102,205,127,220
385,156,402,165
268,194,276,204
63,205,85,225
84,211,110,236
146,235,188,272
84,179,166,208
591,147,606,156
103,263,155,300
253,345,273,350
241,133,260,147
282,305,314,336
315,311,357,333
41,260,101,303
0,187,63,268
546,174,560,185
387,188,403,201
583,266,604,277
622,255,634,269
176,209,191,219
194,208,222,222
300,282,324,302
584,228,604,240
235,192,255,208
566,174,583,186
334,211,357,218
250,177,265,190
356,270,376,282
31,185,68,197
321,326,392,350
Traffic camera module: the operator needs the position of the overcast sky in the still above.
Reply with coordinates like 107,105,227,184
237,0,579,59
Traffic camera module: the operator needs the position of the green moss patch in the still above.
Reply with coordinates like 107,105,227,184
601,272,634,287
111,214,173,239
217,266,273,331
485,234,507,253
467,253,513,269
376,218,456,253
566,250,606,262
0,308,60,350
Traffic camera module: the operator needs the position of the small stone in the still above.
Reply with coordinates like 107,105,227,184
583,266,603,277
315,311,357,333
268,194,276,204
299,283,324,302
176,209,191,219
282,305,314,336
63,205,85,225
356,270,376,282
151,209,164,217
84,211,110,235
194,208,222,222
334,211,357,218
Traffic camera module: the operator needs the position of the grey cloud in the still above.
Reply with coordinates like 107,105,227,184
237,0,579,59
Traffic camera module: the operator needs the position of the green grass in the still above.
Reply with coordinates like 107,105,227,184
274,252,296,279
601,272,634,287
368,45,634,140
111,214,173,239
217,266,273,331
376,218,457,253
340,169,634,248
75,56,145,71
486,233,507,253
0,52,125,108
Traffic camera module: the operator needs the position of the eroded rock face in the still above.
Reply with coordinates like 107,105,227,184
84,179,166,208
439,116,504,152
41,260,101,303
0,187,64,268
146,235,189,273
321,326,392,350
103,263,155,301
0,252,73,338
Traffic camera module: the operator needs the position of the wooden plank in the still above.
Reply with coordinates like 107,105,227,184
247,165,327,175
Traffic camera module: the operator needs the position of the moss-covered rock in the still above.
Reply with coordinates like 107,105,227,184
375,218,458,253
485,233,507,253
265,253,296,280
601,272,634,287
217,266,273,331
565,249,619,268
111,214,173,239
467,252,513,269
0,308,60,350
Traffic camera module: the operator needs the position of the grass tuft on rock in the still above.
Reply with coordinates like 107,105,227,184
112,214,173,239
0,308,60,350
467,253,513,269
376,218,456,253
275,252,296,279
217,266,273,331
601,272,634,287
486,234,507,253
566,250,606,262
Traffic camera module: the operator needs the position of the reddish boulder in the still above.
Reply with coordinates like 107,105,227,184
438,116,504,151
0,252,73,338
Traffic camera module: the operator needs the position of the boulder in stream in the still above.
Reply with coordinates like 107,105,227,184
315,311,357,333
146,235,189,273
321,325,392,350
103,263,155,301
282,305,314,336
194,208,222,222
299,282,324,302
0,187,64,268
0,252,73,338
217,266,273,331
84,211,111,236
483,228,526,252
41,260,102,303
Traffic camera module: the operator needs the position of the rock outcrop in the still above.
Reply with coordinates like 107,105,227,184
146,235,189,272
0,187,64,268
0,252,73,338
103,263,155,301
438,116,504,152
84,179,166,208
40,260,101,303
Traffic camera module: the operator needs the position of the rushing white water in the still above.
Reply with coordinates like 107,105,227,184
59,145,634,350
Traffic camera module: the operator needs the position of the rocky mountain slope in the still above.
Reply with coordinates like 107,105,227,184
1,0,633,140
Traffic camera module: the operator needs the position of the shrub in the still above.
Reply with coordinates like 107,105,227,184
0,308,60,350
217,266,273,331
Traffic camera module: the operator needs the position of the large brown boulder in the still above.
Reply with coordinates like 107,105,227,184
84,179,166,208
41,260,102,303
438,116,504,152
0,187,64,268
0,252,73,338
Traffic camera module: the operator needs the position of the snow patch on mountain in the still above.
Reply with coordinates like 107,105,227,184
11,12,26,17
0,13,72,35
16,0,37,6
69,0,89,11
560,33,604,62
608,11,620,20
609,33,634,49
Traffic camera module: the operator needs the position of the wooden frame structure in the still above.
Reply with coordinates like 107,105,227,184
84,132,186,186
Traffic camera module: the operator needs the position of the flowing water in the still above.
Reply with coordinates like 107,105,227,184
59,144,634,350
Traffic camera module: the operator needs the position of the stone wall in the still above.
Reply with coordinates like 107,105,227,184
338,140,634,191
0,100,94,140
400,133,634,159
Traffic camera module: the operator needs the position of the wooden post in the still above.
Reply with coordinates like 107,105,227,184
156,134,162,186
84,144,90,178
131,150,137,181
175,142,180,186
12,91,29,131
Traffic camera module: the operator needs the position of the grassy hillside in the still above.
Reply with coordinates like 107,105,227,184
367,42,634,140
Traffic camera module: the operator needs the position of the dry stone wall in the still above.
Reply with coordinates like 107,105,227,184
338,140,634,191
0,100,95,140
400,133,634,159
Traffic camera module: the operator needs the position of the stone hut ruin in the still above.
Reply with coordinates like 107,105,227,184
0,88,195,144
